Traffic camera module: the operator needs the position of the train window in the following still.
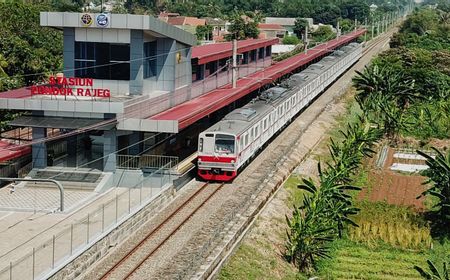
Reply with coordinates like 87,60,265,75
215,134,235,154
264,119,267,130
255,126,258,136
245,134,249,146
199,138,203,152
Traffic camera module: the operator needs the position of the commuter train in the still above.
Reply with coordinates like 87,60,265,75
197,42,363,181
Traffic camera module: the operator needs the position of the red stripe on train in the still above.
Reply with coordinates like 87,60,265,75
198,156,237,163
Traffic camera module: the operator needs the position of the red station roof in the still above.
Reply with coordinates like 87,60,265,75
192,38,279,64
0,140,31,162
151,29,366,130
0,86,32,99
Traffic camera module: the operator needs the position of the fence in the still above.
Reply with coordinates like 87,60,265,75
116,154,179,171
0,164,174,280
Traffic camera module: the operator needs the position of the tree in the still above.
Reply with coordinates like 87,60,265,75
313,4,341,25
312,25,336,43
225,14,259,41
294,18,309,39
196,25,213,41
339,18,354,34
0,2,63,89
282,35,300,45
417,147,450,229
286,116,381,272
414,259,449,280
340,0,370,22
401,9,440,35
353,64,417,141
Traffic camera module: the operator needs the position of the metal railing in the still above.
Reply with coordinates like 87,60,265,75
0,165,173,280
116,154,178,171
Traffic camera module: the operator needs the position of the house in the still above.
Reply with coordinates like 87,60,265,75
258,23,286,39
158,12,206,34
204,17,230,40
264,17,314,35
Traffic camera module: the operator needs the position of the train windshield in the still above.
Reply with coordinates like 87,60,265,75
215,134,235,154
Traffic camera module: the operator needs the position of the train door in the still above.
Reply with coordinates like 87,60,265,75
199,133,215,154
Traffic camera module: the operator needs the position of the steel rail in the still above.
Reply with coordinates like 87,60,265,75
123,182,225,280
99,182,222,280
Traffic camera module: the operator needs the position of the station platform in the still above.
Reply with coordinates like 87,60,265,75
150,29,366,131
0,167,173,280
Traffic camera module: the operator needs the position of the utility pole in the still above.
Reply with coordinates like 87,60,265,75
337,20,340,38
304,26,309,54
354,17,357,31
232,39,237,88
364,18,367,41
371,21,374,39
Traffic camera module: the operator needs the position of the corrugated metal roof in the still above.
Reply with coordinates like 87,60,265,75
192,38,279,64
258,23,285,30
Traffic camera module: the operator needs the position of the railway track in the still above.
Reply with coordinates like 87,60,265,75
86,30,396,280
98,182,225,280
144,30,399,280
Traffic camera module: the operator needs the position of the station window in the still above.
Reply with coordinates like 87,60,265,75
258,47,264,59
242,52,249,64
144,41,157,78
205,61,217,77
191,60,203,81
75,42,130,80
219,58,228,72
250,50,257,62
265,46,272,57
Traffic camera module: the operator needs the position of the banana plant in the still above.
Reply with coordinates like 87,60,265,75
414,260,449,280
417,147,450,225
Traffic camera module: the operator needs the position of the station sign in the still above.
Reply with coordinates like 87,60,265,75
30,77,111,98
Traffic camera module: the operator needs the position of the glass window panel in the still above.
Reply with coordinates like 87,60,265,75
110,44,130,61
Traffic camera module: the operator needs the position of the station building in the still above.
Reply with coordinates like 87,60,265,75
0,12,278,176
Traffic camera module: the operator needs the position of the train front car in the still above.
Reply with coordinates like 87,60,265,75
198,132,238,181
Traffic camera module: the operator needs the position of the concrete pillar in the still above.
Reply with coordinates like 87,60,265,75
32,127,47,169
66,135,78,167
128,131,142,155
103,130,117,172
130,30,144,95
63,28,75,77
156,38,176,92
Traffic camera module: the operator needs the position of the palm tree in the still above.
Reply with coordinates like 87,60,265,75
414,259,449,280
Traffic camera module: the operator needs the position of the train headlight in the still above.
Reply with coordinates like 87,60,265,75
231,160,235,164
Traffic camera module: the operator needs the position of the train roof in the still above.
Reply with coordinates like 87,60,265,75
201,42,362,137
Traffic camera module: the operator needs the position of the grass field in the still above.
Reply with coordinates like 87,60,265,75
316,239,428,280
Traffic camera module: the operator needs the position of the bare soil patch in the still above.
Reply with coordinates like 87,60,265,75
358,147,427,210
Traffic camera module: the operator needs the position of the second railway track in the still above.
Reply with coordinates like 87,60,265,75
98,182,225,280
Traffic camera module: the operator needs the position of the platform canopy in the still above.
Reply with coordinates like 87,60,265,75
9,116,116,130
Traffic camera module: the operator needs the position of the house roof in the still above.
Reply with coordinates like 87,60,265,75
204,17,227,25
265,17,296,26
265,17,314,27
258,23,285,30
192,38,278,64
167,16,206,26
